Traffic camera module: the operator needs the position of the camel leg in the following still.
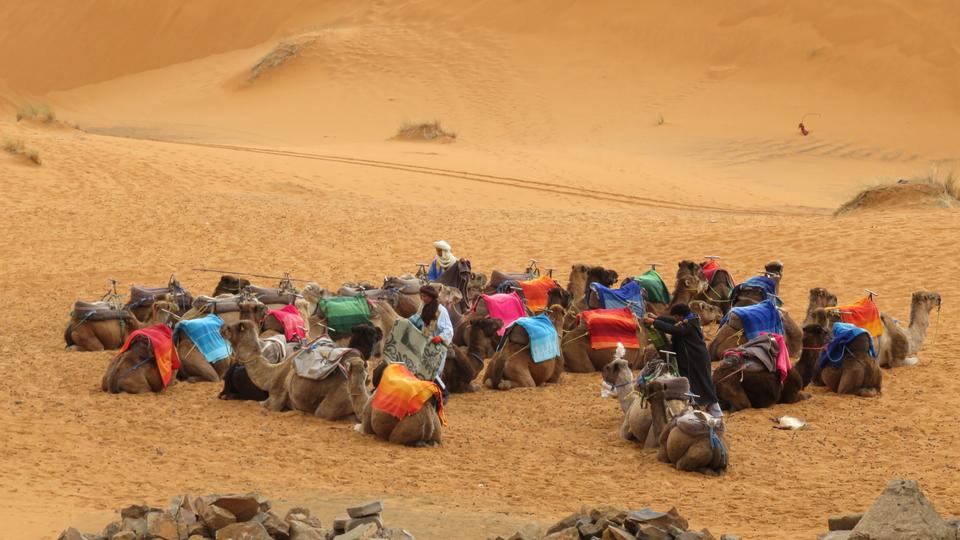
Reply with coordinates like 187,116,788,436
836,366,866,395
262,387,288,411
503,361,536,388
185,356,220,382
72,331,104,352
316,387,354,421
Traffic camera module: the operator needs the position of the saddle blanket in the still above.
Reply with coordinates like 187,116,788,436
503,314,560,363
174,314,231,364
383,318,447,381
581,308,640,350
634,269,670,304
834,296,883,338
518,276,558,313
317,296,371,339
590,280,645,318
820,322,877,370
118,324,180,388
292,338,353,380
372,363,446,425
473,292,525,336
721,299,784,341
266,303,307,341
723,333,790,384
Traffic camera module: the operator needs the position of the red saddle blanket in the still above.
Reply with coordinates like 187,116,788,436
581,307,640,350
372,364,446,425
118,324,180,388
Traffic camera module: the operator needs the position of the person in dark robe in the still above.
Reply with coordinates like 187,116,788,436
644,303,722,418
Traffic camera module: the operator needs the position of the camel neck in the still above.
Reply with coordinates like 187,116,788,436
615,383,637,414
908,303,933,352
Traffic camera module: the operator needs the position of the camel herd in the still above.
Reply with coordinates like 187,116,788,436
65,258,942,470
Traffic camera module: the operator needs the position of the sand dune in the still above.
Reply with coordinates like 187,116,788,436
1,2,960,539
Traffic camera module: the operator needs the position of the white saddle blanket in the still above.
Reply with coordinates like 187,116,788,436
293,338,354,380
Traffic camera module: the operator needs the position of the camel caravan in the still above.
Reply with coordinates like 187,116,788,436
65,240,941,464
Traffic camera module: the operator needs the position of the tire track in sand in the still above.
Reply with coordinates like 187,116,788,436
92,133,821,215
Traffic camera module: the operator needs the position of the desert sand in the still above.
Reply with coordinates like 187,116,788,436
1,2,959,539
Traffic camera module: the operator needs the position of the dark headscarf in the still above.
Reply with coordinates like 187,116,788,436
420,285,440,327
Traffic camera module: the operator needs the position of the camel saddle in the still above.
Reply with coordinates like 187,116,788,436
721,334,780,375
674,410,725,438
192,295,244,314
383,275,423,295
72,300,128,321
292,339,357,380
247,285,297,306
338,282,378,297
126,284,193,312
488,269,536,291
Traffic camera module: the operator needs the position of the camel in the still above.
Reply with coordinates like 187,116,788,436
561,315,649,373
712,339,807,411
483,305,566,390
797,323,830,388
347,357,442,446
803,288,838,327
444,317,502,393
696,262,736,314
649,379,728,475
101,332,174,394
65,301,173,352
877,290,941,368
260,298,312,339
601,356,688,448
213,275,251,297
708,307,802,362
638,261,708,315
820,328,882,397
567,264,619,310
219,333,290,400
221,320,376,420
689,301,723,326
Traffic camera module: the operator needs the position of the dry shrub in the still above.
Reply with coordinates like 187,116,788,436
837,166,958,214
3,138,41,165
393,121,457,142
16,103,56,123
249,33,319,82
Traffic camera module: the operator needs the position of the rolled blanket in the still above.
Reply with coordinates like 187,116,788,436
518,276,559,313
721,299,784,340
473,292,525,336
372,363,446,425
834,296,883,338
634,269,670,304
590,280,645,318
581,308,640,349
265,303,307,341
502,314,560,363
118,324,180,388
316,296,371,339
384,319,447,381
174,314,231,364
820,322,877,370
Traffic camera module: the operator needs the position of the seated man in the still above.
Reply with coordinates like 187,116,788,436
427,240,457,281
409,285,454,395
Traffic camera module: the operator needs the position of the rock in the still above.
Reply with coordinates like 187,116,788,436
121,504,158,520
251,512,290,539
384,530,415,540
285,507,311,520
147,510,187,540
603,526,637,540
676,530,717,540
111,533,136,540
120,517,147,538
852,478,955,540
590,506,629,526
103,522,123,538
170,495,199,526
546,513,584,535
215,522,272,540
347,501,384,519
285,507,321,529
828,514,863,532
578,519,605,538
816,532,852,540
187,521,210,537
632,524,669,540
333,523,379,540
625,508,688,534
719,536,742,540
209,494,264,522
201,504,238,532
187,536,206,540
332,515,349,534
347,516,383,532
507,523,542,540
542,526,579,540
288,521,327,540
58,528,86,540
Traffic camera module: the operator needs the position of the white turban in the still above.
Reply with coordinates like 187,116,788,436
433,240,452,252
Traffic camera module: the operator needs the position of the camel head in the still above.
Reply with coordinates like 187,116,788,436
546,287,572,309
220,320,260,359
764,261,784,279
466,316,503,354
802,322,832,349
438,284,463,306
676,260,705,280
545,304,567,330
238,299,268,326
807,307,837,329
348,324,383,360
689,300,723,325
214,275,251,296
104,336,153,394
808,288,838,309
911,290,942,314
344,356,368,386
601,358,633,388
675,274,707,296
301,282,333,304
568,263,591,285
586,266,618,288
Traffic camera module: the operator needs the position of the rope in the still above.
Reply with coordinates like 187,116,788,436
112,357,152,392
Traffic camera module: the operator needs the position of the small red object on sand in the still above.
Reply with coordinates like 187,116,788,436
799,122,810,136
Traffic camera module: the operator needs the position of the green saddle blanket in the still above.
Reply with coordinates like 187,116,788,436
316,296,371,339
635,269,670,304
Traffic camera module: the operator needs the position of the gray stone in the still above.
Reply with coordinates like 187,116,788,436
578,519,605,538
201,504,238,532
546,513,584,535
507,523,542,540
676,530,717,540
719,536,742,540
252,512,290,539
146,510,187,540
333,523,379,540
103,522,123,538
852,478,955,540
384,530,415,540
828,514,863,531
633,524,669,540
209,494,264,522
346,516,383,532
288,521,327,540
591,506,629,526
332,515,349,534
121,504,159,520
625,508,688,534
542,526,579,540
58,529,86,540
120,517,147,538
816,532,852,540
215,522,272,540
603,526,637,540
346,501,384,519
111,533,136,540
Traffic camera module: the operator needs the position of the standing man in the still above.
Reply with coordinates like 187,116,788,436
644,303,722,418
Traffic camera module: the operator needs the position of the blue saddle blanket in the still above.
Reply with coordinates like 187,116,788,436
175,314,231,363
820,322,877,369
721,299,784,340
501,314,560,363
590,280,645,318
733,276,782,305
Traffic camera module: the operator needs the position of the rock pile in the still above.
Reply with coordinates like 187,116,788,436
492,505,740,540
818,478,960,540
58,494,414,540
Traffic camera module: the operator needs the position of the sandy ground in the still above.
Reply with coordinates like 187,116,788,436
1,2,960,539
